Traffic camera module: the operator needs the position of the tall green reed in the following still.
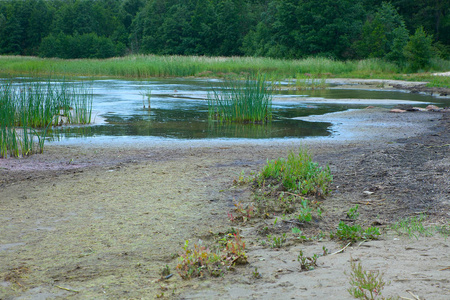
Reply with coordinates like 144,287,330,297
208,74,272,124
0,79,93,158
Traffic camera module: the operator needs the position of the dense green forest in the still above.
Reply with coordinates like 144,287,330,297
0,0,448,69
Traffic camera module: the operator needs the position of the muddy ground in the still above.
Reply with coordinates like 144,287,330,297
1,106,449,299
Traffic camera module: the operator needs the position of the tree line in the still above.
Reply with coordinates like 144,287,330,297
0,0,448,69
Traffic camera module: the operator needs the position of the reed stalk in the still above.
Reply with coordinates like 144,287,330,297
0,79,93,158
208,74,272,124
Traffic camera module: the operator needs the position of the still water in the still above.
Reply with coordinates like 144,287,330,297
38,78,446,143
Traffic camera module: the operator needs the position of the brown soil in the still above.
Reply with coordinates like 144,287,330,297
1,108,449,299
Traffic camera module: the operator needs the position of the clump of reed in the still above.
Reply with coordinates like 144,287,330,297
294,73,328,90
208,74,272,124
0,79,93,158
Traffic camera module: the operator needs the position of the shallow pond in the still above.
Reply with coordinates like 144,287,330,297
6,78,448,144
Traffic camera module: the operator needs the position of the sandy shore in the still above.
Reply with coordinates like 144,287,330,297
1,104,449,299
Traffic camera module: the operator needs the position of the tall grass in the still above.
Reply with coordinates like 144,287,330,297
1,55,449,83
294,73,328,90
208,74,272,124
0,79,93,158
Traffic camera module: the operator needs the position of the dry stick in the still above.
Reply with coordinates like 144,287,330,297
439,266,450,271
55,285,79,293
283,191,303,198
330,242,351,255
406,290,421,300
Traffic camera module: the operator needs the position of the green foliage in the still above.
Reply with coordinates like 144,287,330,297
390,214,432,240
0,55,431,80
404,26,435,71
39,32,119,59
348,261,393,300
176,240,221,279
176,231,247,279
295,73,328,90
0,0,448,60
332,221,380,242
228,202,255,223
266,233,286,248
353,2,409,63
208,74,273,124
347,205,360,220
297,250,319,271
258,149,332,197
297,200,313,222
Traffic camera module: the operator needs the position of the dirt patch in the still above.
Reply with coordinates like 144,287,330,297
0,109,449,299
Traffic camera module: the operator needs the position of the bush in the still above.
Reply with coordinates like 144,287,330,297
39,32,119,59
404,26,435,71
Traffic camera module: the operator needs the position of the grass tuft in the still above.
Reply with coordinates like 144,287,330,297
208,74,272,124
258,149,332,197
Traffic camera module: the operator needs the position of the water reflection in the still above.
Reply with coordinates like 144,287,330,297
9,78,445,142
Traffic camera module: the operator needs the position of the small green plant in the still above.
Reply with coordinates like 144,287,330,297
221,231,248,265
292,227,324,242
362,227,381,240
258,149,332,197
347,205,360,220
297,199,313,222
252,267,262,279
176,241,221,279
160,265,171,278
347,261,394,300
436,223,450,239
177,231,248,280
390,214,432,240
331,221,380,242
267,233,287,248
228,202,254,223
233,171,250,185
297,250,319,271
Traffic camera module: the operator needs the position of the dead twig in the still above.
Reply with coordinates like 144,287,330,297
439,266,450,271
282,219,303,226
55,285,79,293
330,242,351,255
406,290,421,300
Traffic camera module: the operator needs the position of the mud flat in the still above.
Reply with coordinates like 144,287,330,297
1,107,449,299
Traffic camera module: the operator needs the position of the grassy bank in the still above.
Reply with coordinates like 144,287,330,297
1,55,449,84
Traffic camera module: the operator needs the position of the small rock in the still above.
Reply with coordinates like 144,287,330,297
426,105,441,111
390,109,407,113
363,191,374,196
